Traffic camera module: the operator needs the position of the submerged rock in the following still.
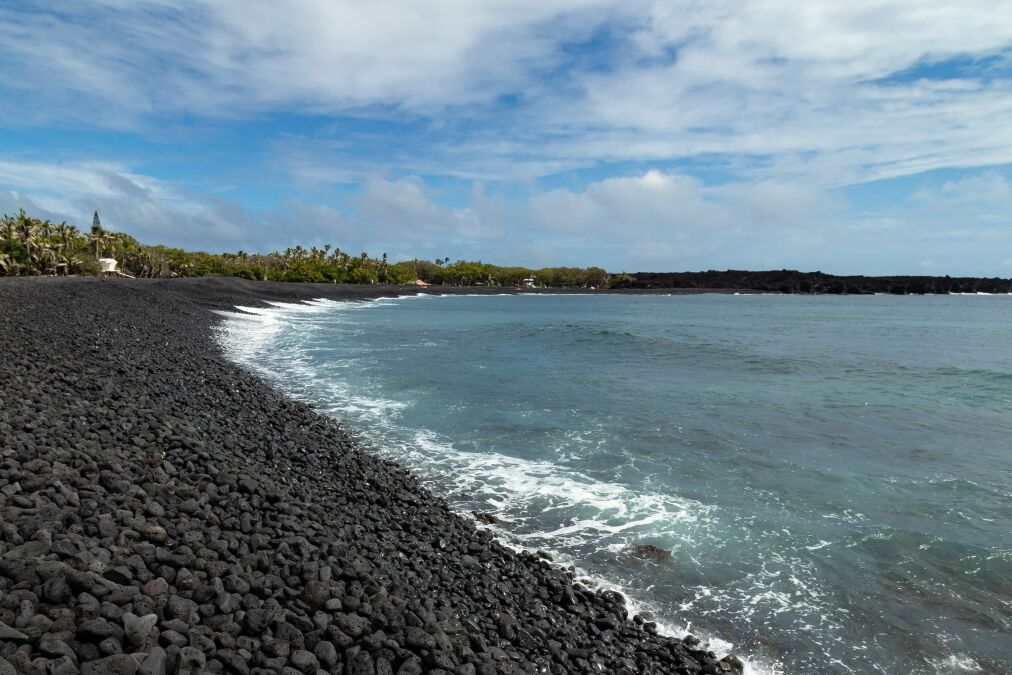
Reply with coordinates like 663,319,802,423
630,544,673,561
472,511,499,524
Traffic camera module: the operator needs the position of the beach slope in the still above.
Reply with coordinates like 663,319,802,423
0,277,739,675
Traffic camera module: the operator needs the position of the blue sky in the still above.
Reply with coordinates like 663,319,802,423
1,1,1011,274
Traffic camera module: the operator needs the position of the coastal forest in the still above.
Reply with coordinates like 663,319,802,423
3,209,1010,294
0,209,610,288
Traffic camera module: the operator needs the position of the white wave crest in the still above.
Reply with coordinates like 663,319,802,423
214,295,783,675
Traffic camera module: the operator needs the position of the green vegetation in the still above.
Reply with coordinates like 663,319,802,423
1,210,610,288
390,259,609,288
1,210,154,277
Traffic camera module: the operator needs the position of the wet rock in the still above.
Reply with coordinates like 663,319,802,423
630,544,672,562
719,654,745,674
471,512,498,525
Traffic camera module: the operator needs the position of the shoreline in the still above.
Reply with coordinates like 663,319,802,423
0,277,742,675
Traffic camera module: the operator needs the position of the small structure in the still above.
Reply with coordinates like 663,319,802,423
414,279,429,287
522,277,536,288
97,258,135,279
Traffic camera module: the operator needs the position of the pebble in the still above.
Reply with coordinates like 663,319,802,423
0,621,28,641
137,647,167,675
0,278,741,675
81,654,139,675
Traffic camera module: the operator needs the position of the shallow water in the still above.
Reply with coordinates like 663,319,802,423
217,293,1012,674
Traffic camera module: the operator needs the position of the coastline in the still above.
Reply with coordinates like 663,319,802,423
0,277,741,675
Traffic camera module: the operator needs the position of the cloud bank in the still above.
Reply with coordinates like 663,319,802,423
4,158,1011,275
1,2,1011,273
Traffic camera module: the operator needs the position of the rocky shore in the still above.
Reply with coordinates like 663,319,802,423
0,277,741,675
611,269,1012,294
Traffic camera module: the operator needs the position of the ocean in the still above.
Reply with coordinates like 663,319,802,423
217,293,1012,674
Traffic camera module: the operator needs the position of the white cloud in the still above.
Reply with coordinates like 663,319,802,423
528,170,726,234
807,173,1012,275
349,177,506,250
2,1,1010,183
545,0,1012,182
0,1,604,120
0,161,507,259
0,159,262,250
0,160,159,199
524,170,840,269
3,159,1012,275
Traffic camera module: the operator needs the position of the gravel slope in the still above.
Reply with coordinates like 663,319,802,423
0,277,742,675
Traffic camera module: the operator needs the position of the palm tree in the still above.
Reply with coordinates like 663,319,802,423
30,243,57,274
14,211,40,273
121,247,152,277
104,232,121,258
53,222,80,257
38,218,54,240
87,223,118,259
1,214,18,275
88,223,104,258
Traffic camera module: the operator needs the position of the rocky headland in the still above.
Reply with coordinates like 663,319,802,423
610,269,1012,294
0,277,741,675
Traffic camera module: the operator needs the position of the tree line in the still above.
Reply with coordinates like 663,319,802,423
0,210,611,288
1,210,134,277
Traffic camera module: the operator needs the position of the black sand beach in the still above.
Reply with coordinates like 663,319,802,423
0,277,741,675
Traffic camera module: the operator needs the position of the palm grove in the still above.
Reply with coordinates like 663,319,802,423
0,210,611,288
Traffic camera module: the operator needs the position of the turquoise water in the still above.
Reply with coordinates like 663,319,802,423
218,294,1012,674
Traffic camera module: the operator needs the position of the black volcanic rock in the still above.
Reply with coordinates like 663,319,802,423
609,269,1012,294
630,544,673,562
0,276,735,675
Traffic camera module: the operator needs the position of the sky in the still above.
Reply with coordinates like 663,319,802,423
1,1,1011,275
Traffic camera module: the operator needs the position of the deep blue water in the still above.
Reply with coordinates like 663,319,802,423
218,293,1012,674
